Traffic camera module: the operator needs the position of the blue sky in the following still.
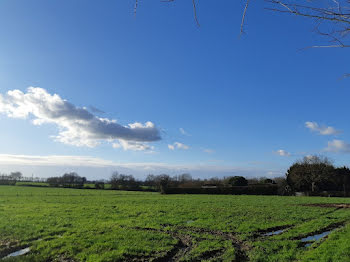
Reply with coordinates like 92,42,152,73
0,0,349,179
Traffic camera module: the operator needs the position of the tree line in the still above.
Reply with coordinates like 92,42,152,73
3,155,350,196
47,172,87,188
286,155,350,194
0,172,23,185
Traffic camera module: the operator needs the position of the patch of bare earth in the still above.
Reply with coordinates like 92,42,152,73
302,203,350,208
0,240,22,258
129,225,251,262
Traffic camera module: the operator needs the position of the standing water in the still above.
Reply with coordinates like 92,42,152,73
301,230,333,247
4,247,30,258
264,229,285,236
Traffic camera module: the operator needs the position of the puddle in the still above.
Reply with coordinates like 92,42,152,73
301,230,332,243
264,229,285,236
4,247,30,258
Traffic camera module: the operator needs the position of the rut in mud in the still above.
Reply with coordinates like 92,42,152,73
0,245,30,260
302,203,350,209
128,225,251,262
255,225,291,238
294,222,345,248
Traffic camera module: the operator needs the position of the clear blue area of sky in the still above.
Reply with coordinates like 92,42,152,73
0,0,349,178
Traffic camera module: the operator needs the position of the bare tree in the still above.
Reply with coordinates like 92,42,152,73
10,171,22,181
264,0,350,48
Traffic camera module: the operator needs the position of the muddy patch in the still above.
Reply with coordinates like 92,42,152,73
129,225,250,262
302,203,350,208
197,248,224,261
0,240,22,259
166,226,250,262
0,240,18,251
128,226,193,262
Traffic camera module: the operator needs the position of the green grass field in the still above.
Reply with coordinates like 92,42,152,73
1,186,350,261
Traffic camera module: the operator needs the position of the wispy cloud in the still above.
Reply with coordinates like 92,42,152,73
0,154,283,179
88,105,105,115
0,154,117,167
203,148,215,154
275,149,291,157
305,121,340,135
168,142,189,150
179,128,191,136
0,87,161,150
324,139,350,153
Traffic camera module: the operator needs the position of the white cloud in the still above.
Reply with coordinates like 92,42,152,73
276,149,291,156
175,142,189,150
179,128,191,136
203,148,215,154
305,121,340,135
113,140,154,151
305,155,319,161
0,154,117,167
0,87,161,149
168,142,189,150
88,105,105,114
324,139,350,153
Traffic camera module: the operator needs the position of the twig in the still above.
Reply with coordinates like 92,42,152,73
240,0,251,35
192,0,200,27
300,44,350,50
134,0,138,16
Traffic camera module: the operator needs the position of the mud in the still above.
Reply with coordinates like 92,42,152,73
128,225,251,261
302,203,350,208
294,222,344,248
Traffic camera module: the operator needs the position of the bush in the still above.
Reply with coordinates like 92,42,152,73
226,176,248,186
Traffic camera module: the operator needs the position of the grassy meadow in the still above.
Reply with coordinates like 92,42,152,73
1,186,350,261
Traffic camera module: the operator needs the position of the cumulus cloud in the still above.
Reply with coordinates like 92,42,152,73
276,149,291,156
324,139,350,153
305,121,340,135
113,140,154,151
168,142,189,150
0,87,161,149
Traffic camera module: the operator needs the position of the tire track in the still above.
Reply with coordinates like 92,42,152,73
129,225,251,261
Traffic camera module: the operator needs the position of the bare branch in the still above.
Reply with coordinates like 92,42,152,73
300,44,350,50
240,0,251,35
192,0,200,27
160,0,199,27
134,0,138,16
265,7,350,25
